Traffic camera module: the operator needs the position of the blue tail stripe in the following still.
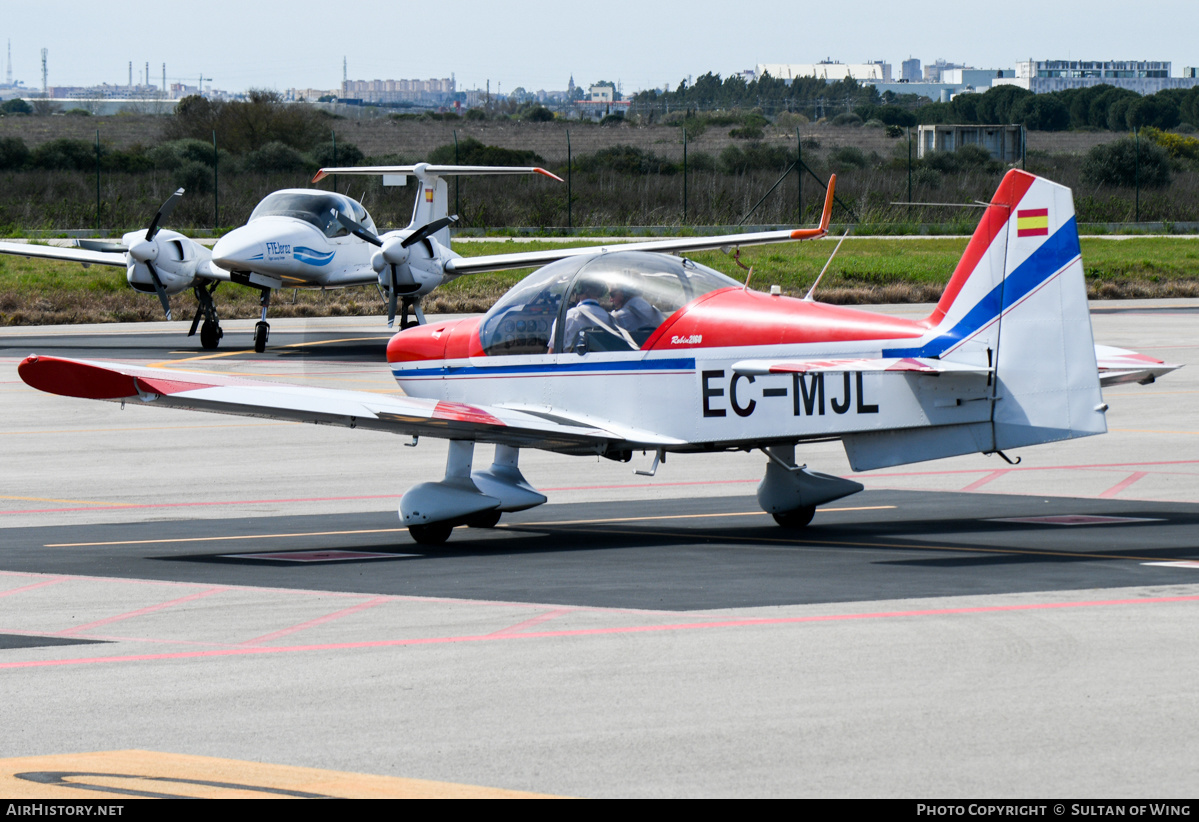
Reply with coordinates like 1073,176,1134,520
884,217,1080,359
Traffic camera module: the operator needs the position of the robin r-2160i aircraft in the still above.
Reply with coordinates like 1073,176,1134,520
0,164,565,353
17,171,1179,544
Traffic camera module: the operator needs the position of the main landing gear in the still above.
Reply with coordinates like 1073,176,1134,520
188,282,224,350
398,295,426,330
400,442,546,545
756,445,864,529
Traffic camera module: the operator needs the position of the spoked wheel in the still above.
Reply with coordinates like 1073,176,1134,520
200,320,222,350
253,321,269,353
465,510,502,529
771,505,816,529
408,522,453,545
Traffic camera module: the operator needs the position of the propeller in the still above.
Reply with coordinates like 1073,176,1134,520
78,189,185,320
332,210,458,328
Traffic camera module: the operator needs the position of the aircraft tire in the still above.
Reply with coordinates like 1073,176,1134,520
465,510,502,529
408,522,453,545
254,322,269,354
200,321,222,350
772,505,816,529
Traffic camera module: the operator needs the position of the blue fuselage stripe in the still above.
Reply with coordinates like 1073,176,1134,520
883,217,1080,358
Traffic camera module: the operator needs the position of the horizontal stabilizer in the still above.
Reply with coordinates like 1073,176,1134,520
1095,344,1181,387
732,357,992,376
313,163,563,183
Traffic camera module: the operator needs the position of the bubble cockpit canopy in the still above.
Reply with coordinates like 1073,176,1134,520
248,190,377,239
478,251,740,356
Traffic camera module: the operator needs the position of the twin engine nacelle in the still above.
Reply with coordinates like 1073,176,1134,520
122,229,201,295
373,234,447,297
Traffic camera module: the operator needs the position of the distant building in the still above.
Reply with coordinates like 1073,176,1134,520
918,124,1024,163
924,59,968,83
756,60,891,83
996,60,1199,94
1183,67,1197,78
901,58,921,82
588,84,613,103
340,77,455,104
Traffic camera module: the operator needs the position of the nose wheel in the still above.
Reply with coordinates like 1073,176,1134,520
254,321,269,353
253,287,272,353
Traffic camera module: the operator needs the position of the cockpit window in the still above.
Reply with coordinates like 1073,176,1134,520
477,251,739,356
248,191,378,239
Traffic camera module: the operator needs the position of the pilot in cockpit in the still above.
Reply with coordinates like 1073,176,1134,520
549,278,616,353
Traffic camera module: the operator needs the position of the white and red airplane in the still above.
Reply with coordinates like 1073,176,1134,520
17,170,1178,544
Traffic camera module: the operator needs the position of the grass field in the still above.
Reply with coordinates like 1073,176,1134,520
1,236,1197,327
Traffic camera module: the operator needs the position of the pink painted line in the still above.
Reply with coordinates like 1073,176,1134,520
960,470,1009,493
57,586,229,636
863,458,1199,479
1099,471,1149,499
7,594,1199,671
0,577,68,598
487,607,574,638
240,596,393,646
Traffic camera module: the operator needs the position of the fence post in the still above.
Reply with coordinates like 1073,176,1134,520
332,129,337,193
212,130,219,229
682,126,687,224
95,129,101,231
453,130,459,217
797,127,803,220
567,129,572,231
1134,127,1140,223
907,127,912,204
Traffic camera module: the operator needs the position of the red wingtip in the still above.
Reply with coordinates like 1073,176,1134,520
19,355,139,400
819,174,836,232
312,170,328,183
534,167,565,183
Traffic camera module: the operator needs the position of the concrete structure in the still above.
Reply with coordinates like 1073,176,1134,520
918,123,1024,163
756,60,891,83
901,58,921,82
924,59,968,83
996,60,1199,94
341,77,456,104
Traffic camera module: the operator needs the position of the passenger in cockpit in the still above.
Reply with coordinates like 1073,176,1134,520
610,283,664,334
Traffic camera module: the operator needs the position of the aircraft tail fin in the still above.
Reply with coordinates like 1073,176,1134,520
851,170,1106,469
312,163,562,250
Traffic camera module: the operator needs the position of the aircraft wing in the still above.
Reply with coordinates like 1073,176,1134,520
443,174,837,277
16,355,672,453
0,240,126,268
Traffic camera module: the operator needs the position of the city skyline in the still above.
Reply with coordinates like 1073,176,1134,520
4,0,1195,96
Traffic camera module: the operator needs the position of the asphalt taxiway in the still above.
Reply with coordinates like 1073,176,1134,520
1,304,1197,798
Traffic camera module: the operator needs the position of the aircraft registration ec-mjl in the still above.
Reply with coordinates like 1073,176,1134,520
17,170,1179,544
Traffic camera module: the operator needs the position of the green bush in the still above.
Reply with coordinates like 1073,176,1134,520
719,142,791,173
0,136,30,169
522,105,555,122
427,136,541,166
729,126,764,139
31,138,95,171
1081,138,1171,188
831,113,863,127
1,98,32,115
310,140,365,167
174,160,213,194
243,141,310,173
829,146,869,169
574,145,676,174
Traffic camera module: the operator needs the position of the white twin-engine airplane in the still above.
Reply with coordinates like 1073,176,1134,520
18,171,1179,545
0,164,565,352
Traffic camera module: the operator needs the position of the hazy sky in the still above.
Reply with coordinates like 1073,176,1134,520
5,1,1196,95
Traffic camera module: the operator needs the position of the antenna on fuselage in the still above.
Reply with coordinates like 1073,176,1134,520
802,226,851,302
